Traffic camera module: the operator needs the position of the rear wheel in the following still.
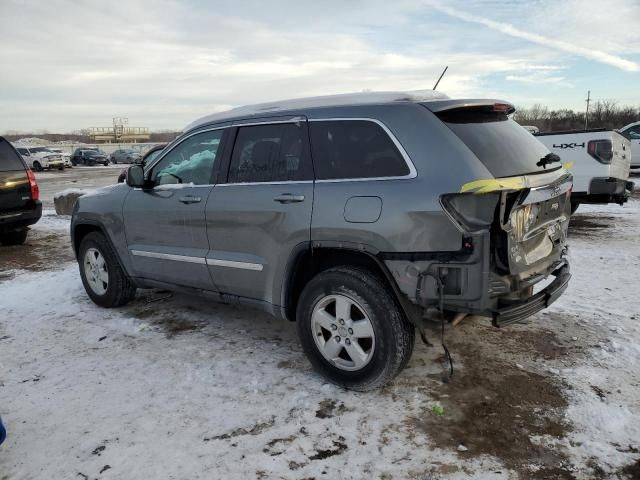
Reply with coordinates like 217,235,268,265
32,161,43,172
78,232,136,307
0,229,28,246
296,266,415,391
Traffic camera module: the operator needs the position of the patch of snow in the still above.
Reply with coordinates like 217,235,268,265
53,188,94,200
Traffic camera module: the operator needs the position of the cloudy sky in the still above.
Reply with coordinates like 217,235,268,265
1,0,639,132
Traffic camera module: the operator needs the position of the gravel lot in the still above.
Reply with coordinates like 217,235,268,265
0,170,638,479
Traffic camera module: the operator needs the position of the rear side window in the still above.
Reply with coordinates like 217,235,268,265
436,108,552,177
0,140,26,171
309,120,409,180
228,123,312,183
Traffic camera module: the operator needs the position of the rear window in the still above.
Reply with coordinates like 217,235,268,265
0,140,26,171
436,108,553,177
309,120,410,180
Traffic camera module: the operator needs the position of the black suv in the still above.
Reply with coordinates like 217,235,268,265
71,148,109,166
0,137,42,245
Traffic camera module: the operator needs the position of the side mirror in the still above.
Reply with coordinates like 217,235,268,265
126,165,145,188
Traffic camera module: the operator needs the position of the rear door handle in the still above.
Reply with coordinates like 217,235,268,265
179,195,202,204
273,194,305,204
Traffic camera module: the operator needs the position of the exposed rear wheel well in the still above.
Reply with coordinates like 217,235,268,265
285,247,404,322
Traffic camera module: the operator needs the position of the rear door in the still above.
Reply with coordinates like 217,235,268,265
0,139,30,214
122,128,228,290
204,117,314,304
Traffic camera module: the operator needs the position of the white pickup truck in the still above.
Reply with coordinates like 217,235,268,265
534,129,633,212
14,146,65,171
618,122,640,173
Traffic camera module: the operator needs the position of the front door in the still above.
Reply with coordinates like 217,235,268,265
123,128,227,290
205,118,314,305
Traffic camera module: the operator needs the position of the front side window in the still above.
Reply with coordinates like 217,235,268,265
151,130,223,185
227,123,312,183
309,120,410,180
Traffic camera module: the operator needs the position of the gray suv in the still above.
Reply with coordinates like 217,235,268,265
71,91,572,390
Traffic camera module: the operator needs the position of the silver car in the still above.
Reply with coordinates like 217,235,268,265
110,149,143,164
71,91,572,390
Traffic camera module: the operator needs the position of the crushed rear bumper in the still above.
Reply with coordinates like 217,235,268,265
492,262,570,327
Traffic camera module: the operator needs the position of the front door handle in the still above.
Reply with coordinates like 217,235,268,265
179,195,202,204
273,194,305,204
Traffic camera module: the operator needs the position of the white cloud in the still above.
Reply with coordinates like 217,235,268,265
425,1,640,72
0,0,637,131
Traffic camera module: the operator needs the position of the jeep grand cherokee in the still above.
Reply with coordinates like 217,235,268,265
71,91,572,390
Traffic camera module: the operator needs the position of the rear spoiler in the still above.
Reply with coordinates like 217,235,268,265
421,99,515,114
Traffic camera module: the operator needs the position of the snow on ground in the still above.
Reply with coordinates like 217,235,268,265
1,199,639,479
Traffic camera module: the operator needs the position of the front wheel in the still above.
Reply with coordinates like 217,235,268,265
78,232,136,307
296,266,415,391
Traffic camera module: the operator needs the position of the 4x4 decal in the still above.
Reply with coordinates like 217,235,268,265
553,142,585,149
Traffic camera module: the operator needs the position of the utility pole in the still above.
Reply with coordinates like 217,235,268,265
584,90,591,130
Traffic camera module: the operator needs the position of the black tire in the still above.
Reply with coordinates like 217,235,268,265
296,266,415,391
0,229,28,246
32,161,43,172
78,231,136,307
570,201,580,215
111,158,117,164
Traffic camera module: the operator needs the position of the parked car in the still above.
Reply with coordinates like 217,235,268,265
72,91,572,390
1,137,41,245
15,146,65,171
117,144,167,183
70,148,109,166
48,148,73,168
618,121,640,173
535,129,633,213
70,147,109,166
110,149,143,164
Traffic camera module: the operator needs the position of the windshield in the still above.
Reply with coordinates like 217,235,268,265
436,107,555,177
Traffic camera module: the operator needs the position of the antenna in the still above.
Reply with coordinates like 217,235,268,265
584,90,591,130
433,66,448,90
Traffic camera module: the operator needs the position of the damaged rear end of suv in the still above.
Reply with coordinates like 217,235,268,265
386,99,572,328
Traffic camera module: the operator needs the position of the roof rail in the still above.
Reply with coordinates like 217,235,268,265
185,90,449,130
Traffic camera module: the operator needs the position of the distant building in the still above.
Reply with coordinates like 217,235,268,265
89,117,150,143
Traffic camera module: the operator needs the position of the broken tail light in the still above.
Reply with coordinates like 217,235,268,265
439,192,500,233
